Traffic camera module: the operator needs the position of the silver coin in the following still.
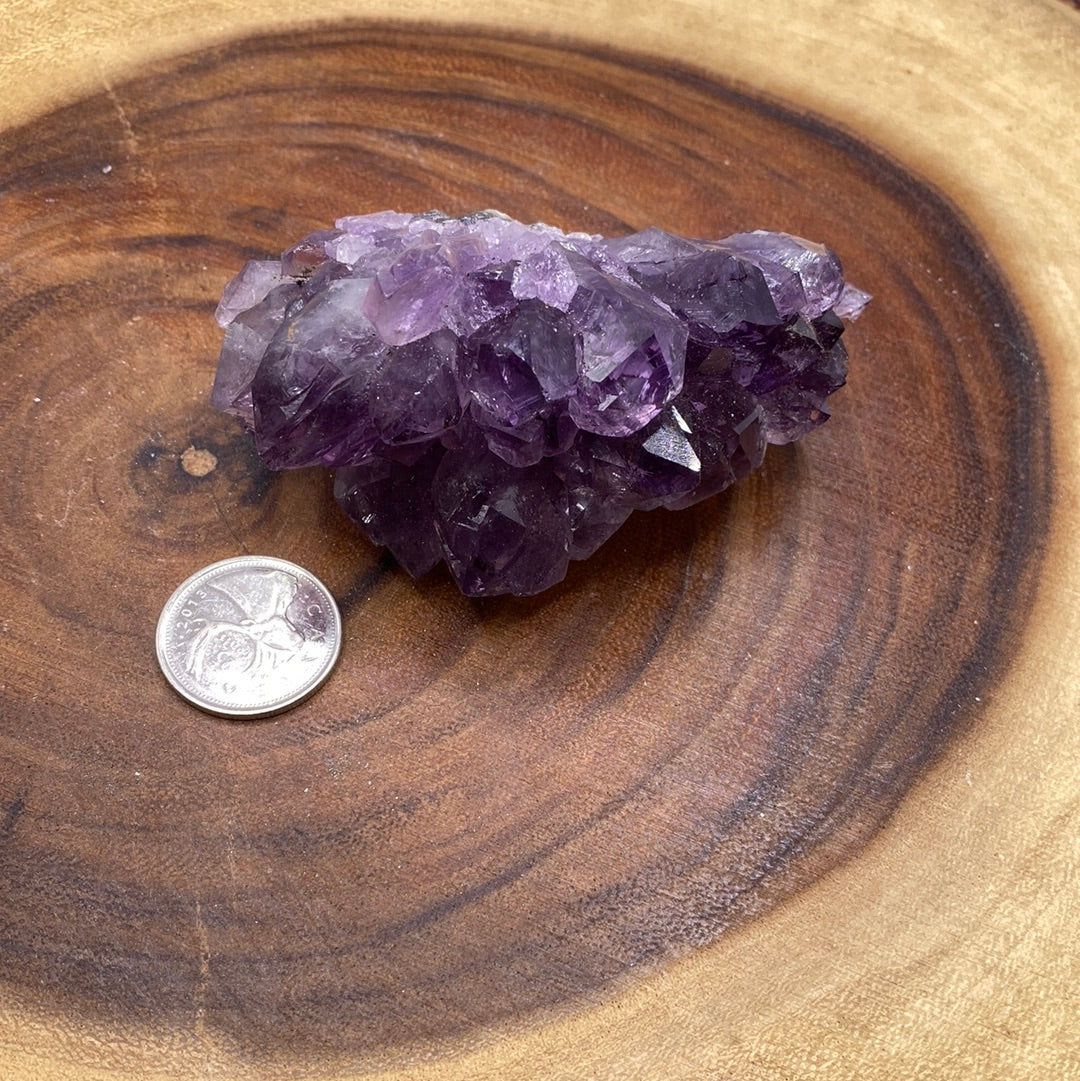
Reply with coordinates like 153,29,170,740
156,556,342,719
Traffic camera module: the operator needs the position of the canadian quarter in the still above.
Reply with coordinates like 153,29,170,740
156,556,342,719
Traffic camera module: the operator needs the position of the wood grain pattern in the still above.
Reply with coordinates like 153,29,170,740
0,4,1076,1080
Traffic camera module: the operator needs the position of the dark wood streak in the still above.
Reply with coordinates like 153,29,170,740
0,22,1051,1063
0,796,27,839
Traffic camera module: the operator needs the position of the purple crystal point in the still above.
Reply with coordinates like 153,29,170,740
213,211,867,596
566,259,688,438
434,438,572,597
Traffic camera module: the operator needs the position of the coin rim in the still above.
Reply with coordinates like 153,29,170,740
155,555,343,719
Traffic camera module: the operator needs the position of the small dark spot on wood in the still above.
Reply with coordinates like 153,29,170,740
132,442,168,470
1,795,26,839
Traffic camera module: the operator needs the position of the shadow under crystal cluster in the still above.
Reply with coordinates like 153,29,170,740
212,211,868,596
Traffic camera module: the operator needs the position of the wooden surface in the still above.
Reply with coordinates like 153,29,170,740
0,2,1077,1079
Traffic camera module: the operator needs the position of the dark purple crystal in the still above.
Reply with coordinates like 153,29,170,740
213,211,868,596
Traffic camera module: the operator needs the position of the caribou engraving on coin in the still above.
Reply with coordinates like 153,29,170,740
156,557,342,717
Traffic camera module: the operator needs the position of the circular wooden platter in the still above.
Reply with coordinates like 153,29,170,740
0,3,1077,1078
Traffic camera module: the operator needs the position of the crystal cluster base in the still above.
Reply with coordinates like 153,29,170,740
213,211,868,596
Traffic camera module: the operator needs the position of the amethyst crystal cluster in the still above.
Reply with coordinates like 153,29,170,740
213,211,867,596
